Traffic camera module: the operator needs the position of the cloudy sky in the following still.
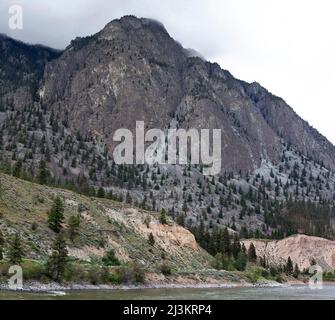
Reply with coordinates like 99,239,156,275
1,0,334,144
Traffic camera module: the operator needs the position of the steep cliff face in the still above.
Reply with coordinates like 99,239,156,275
242,235,335,271
244,82,335,169
40,16,282,172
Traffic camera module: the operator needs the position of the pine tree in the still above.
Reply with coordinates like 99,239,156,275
159,209,167,225
48,196,65,233
293,263,300,278
231,234,241,259
222,227,231,256
8,233,24,264
46,233,68,282
0,230,4,261
126,192,132,204
0,160,11,175
97,187,105,198
233,251,247,271
68,215,80,242
13,160,22,178
247,243,257,263
38,159,48,185
286,256,294,275
144,215,151,228
176,213,185,227
148,232,155,246
0,176,3,201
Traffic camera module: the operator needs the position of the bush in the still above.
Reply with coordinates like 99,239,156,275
119,263,145,284
22,261,46,281
102,249,121,266
63,262,87,283
275,274,284,283
87,266,101,285
0,262,10,277
211,253,234,271
246,266,266,283
100,267,122,284
160,262,172,276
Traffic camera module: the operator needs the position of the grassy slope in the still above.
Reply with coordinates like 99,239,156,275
0,173,211,272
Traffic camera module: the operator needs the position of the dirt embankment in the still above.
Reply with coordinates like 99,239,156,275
242,234,335,271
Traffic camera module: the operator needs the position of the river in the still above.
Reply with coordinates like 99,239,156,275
0,284,335,300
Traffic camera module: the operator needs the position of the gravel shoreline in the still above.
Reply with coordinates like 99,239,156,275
0,280,284,293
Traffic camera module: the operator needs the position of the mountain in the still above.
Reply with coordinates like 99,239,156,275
0,33,60,107
1,15,335,240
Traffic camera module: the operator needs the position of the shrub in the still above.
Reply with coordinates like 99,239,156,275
131,263,145,284
246,266,266,283
102,249,121,266
160,262,172,276
63,262,86,283
148,233,155,246
119,263,145,284
22,261,46,281
100,267,122,284
87,266,101,285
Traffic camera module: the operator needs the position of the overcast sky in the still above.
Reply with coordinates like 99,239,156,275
1,0,334,144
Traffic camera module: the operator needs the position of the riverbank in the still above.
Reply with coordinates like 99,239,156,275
0,281,283,294
0,270,288,293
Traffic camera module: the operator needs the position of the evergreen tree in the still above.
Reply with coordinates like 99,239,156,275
247,243,257,263
0,160,11,175
68,215,80,242
176,213,185,227
126,192,132,204
0,230,4,260
38,160,48,185
231,234,241,259
159,209,168,225
0,177,3,201
12,160,22,178
233,251,247,271
48,196,65,233
97,187,105,198
144,215,151,228
46,233,68,282
222,227,231,256
286,256,294,275
148,232,155,246
293,263,300,278
8,233,24,264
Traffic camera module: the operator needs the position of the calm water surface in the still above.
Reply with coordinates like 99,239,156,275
0,284,335,300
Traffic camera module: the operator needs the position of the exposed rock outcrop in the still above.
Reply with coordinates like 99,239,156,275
242,235,335,271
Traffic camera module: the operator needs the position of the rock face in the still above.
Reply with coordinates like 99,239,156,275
40,16,283,172
242,235,335,271
244,82,335,170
